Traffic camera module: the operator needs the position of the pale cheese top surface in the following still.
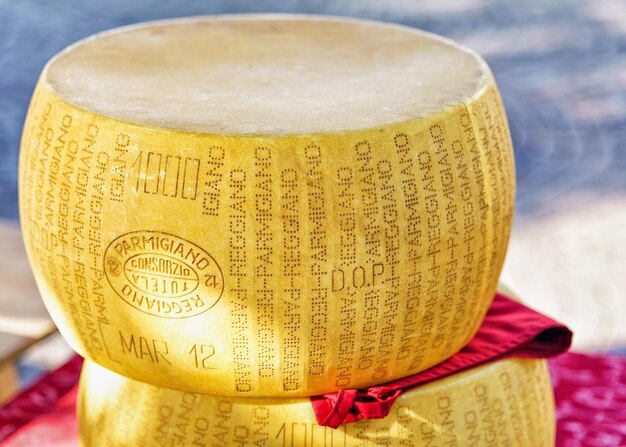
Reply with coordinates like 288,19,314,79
44,15,488,135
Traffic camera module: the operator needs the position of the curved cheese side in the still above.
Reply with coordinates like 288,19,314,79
19,15,515,396
78,358,555,446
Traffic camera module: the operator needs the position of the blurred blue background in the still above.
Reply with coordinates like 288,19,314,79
1,0,625,352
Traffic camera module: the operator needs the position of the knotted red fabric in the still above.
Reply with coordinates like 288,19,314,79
310,292,572,428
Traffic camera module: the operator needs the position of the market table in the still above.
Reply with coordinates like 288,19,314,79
0,221,57,405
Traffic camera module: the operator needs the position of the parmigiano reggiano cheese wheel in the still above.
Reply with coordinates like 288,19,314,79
19,15,515,396
78,358,554,446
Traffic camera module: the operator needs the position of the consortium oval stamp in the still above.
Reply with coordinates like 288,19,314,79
104,231,224,318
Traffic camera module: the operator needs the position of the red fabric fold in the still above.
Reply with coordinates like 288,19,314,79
310,292,573,428
0,356,83,442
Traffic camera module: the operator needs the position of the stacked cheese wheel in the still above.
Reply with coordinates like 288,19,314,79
16,14,546,445
78,358,555,446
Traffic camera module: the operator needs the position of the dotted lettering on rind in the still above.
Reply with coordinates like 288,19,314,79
254,146,277,379
20,82,515,396
228,169,254,393
305,144,329,377
280,167,303,392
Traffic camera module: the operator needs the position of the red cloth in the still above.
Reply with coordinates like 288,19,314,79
0,388,79,447
0,356,82,443
311,292,572,428
550,352,626,446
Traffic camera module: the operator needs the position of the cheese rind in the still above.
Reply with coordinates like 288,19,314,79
78,358,555,446
19,16,515,396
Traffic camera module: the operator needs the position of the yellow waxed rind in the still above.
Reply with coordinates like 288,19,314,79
19,77,515,396
78,358,555,446
19,16,516,397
